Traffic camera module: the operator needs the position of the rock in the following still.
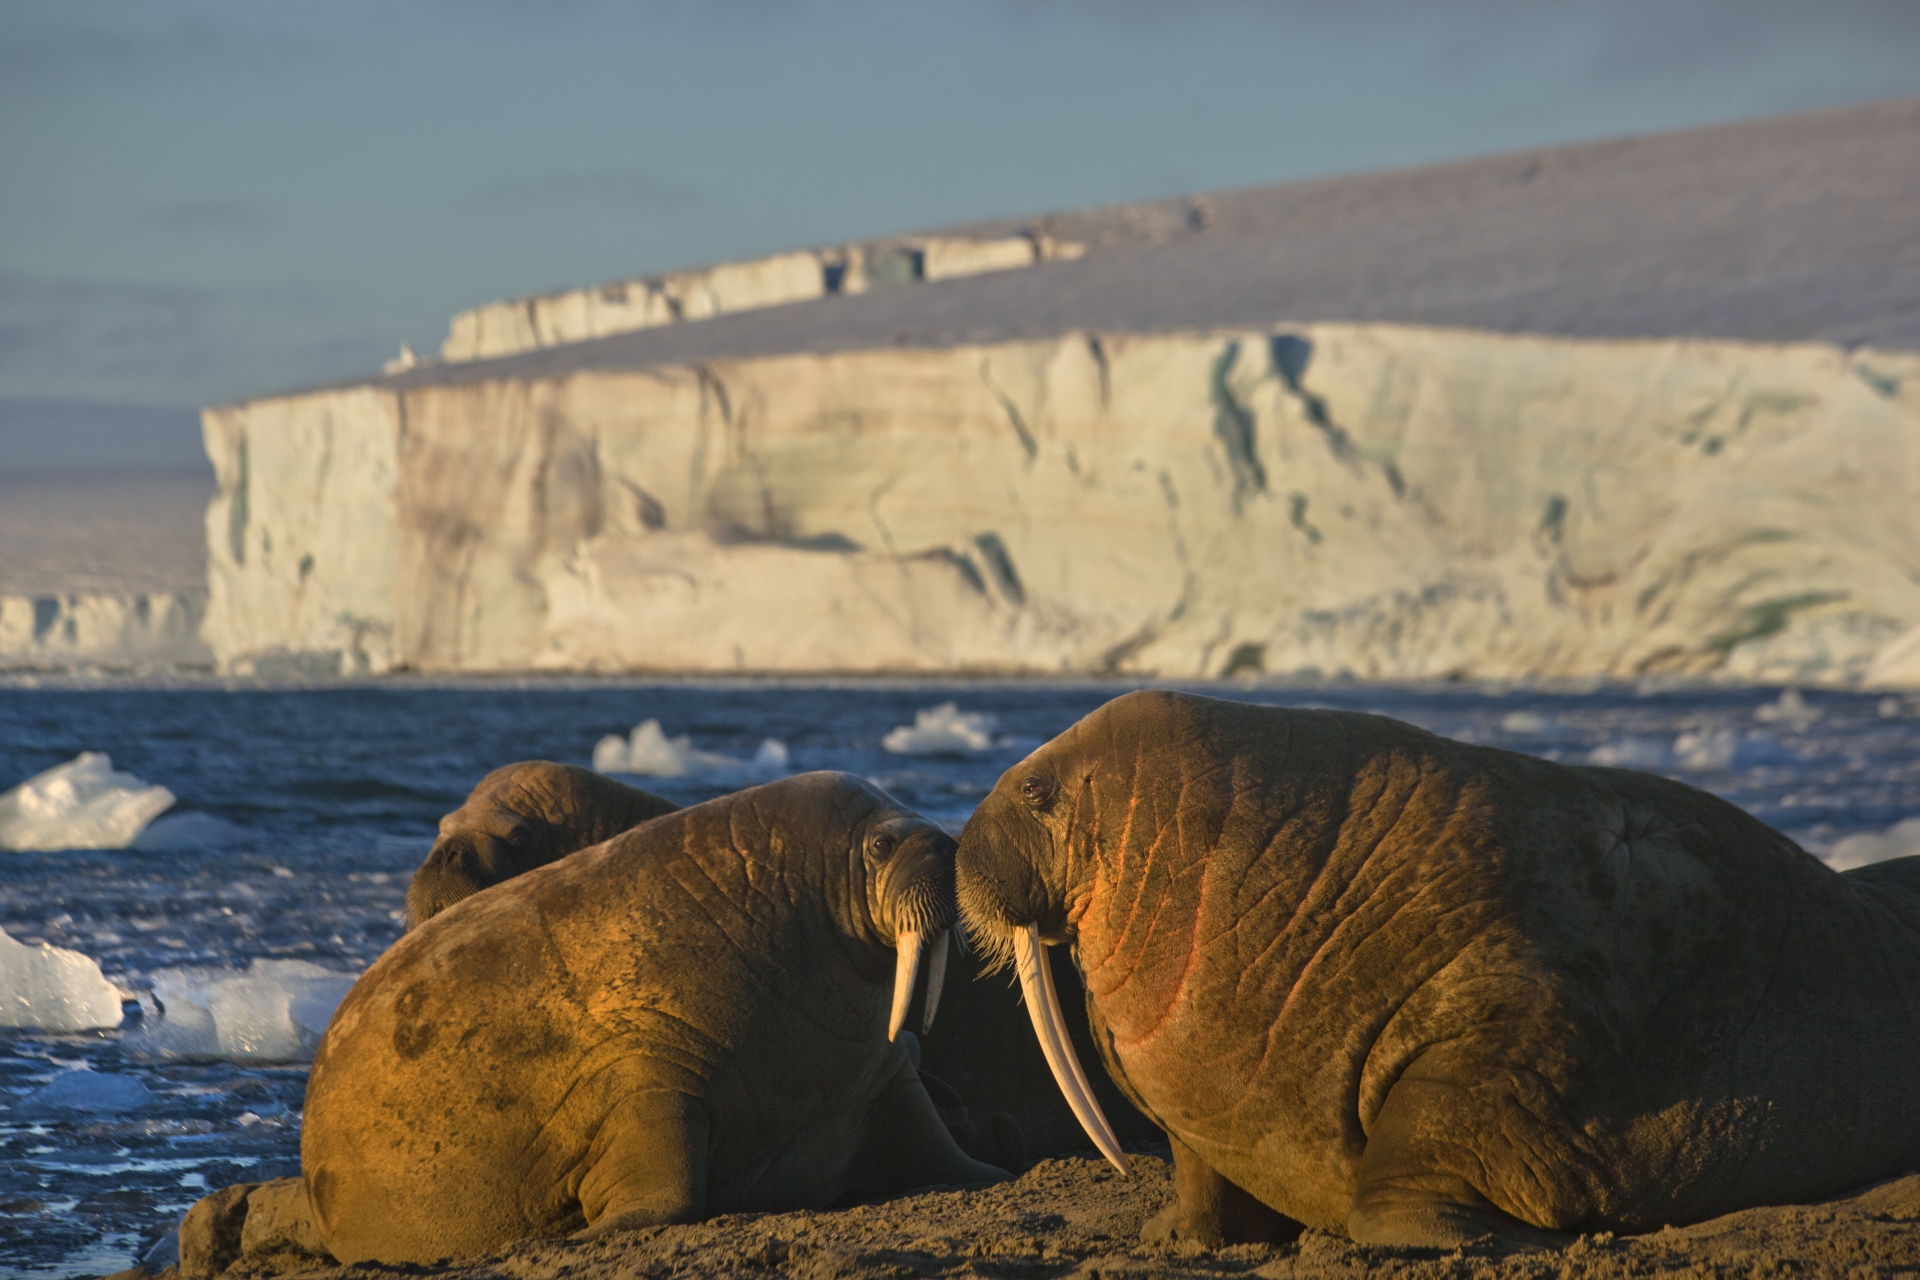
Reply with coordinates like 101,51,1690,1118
175,1179,333,1279
177,1184,250,1279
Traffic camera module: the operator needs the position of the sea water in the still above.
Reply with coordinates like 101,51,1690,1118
2,678,1916,1275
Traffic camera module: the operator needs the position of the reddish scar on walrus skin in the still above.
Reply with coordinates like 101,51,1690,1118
956,690,1920,1250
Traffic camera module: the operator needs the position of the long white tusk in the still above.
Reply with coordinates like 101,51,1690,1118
1014,924,1129,1174
889,929,925,1042
921,928,950,1035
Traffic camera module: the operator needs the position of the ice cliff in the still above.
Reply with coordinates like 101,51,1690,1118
0,592,211,672
200,323,1920,685
440,232,1084,363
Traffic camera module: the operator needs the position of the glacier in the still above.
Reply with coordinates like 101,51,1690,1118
0,591,211,672
200,324,1920,686
0,752,177,852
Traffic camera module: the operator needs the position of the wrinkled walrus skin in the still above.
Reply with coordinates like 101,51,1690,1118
408,758,1128,1162
305,772,1008,1264
405,761,676,926
956,690,1920,1249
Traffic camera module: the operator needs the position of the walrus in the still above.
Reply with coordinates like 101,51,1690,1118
404,761,676,925
954,690,1920,1249
304,771,1009,1264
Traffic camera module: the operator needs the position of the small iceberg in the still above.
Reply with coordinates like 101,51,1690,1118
133,960,359,1062
0,751,175,851
1822,817,1920,872
132,811,249,851
882,703,1001,755
0,926,126,1031
593,719,790,781
1754,688,1821,729
14,1068,154,1115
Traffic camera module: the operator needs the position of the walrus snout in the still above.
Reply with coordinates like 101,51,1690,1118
952,772,1129,1175
867,820,961,1044
404,832,515,928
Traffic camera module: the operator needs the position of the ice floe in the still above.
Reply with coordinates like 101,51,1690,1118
132,811,249,851
1822,817,1920,872
882,703,1002,755
133,960,359,1062
13,1067,154,1115
1754,688,1821,729
593,719,790,780
0,751,176,851
0,926,126,1031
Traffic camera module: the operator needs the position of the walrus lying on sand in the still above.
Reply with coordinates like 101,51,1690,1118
404,761,676,925
955,690,1920,1249
299,771,1009,1264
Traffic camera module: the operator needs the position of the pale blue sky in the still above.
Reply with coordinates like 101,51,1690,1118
3,0,1917,411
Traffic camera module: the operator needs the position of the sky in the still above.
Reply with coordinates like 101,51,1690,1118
2,0,1918,416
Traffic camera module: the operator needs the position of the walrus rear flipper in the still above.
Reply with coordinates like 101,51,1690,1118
576,1091,711,1238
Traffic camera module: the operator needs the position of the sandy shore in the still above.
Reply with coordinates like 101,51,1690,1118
175,1148,1920,1280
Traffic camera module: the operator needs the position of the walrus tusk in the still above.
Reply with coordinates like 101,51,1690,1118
889,929,924,1042
921,928,950,1034
1015,924,1129,1174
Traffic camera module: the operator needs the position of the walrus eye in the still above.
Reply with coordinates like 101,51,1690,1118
870,834,898,860
1020,776,1054,806
506,827,532,848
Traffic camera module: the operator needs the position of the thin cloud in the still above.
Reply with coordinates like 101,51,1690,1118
139,199,274,235
466,169,706,214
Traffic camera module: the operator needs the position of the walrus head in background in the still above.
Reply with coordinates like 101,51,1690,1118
404,762,677,927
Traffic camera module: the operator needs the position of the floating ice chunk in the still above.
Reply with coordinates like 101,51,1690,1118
0,752,175,851
593,719,789,781
134,960,358,1062
1498,711,1550,734
133,811,248,851
883,703,1000,755
0,926,125,1030
1585,738,1669,770
16,1068,154,1114
1754,688,1820,729
1823,818,1920,872
1673,728,1738,772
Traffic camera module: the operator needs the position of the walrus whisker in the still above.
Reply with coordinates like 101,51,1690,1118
921,928,950,1034
1015,925,1128,1174
889,929,925,1042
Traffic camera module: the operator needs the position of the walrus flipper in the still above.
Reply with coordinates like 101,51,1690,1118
1348,1073,1575,1250
862,1061,1013,1195
576,1091,711,1238
1144,1132,1302,1246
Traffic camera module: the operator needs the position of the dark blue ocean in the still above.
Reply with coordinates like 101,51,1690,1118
2,678,1916,1277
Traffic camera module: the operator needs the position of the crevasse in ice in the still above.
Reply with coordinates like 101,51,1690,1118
131,959,359,1062
0,925,125,1031
593,719,789,781
882,703,1000,755
0,751,175,851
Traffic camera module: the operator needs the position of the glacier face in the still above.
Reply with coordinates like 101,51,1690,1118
200,323,1920,685
0,591,211,672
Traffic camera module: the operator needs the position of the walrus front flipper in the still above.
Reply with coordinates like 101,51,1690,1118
864,1061,1012,1194
1143,1132,1303,1246
1349,1075,1575,1251
576,1091,711,1237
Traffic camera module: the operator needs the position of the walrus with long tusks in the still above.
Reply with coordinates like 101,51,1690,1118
955,690,1920,1249
404,761,677,926
303,771,1008,1264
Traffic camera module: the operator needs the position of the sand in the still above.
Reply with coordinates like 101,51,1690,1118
151,1147,1920,1280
